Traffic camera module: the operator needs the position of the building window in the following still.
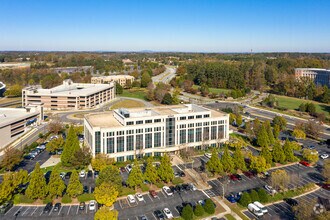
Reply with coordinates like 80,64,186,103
188,123,194,128
126,130,134,135
136,120,143,125
117,156,124,162
196,122,202,127
126,135,134,151
126,155,134,161
106,137,114,153
154,127,161,132
117,131,124,136
188,116,194,119
204,114,210,118
211,121,217,125
179,130,186,144
145,153,152,157
180,116,186,120
154,152,162,157
136,134,143,149
126,121,134,125
211,126,217,140
154,132,161,147
196,128,202,142
95,131,101,154
107,132,114,137
188,129,194,143
116,136,124,152
145,120,152,124
203,122,209,126
154,119,161,123
196,115,202,119
136,129,143,134
145,133,152,149
145,128,152,132
218,125,224,139
166,117,175,146
203,127,209,141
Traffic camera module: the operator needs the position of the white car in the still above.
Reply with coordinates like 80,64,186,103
125,164,132,173
204,153,212,159
59,172,66,179
127,194,136,203
162,186,173,196
189,183,197,191
264,185,277,194
320,154,329,159
163,208,173,219
135,193,144,202
79,170,86,178
89,200,96,211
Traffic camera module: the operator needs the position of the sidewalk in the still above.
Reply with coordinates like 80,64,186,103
40,156,61,168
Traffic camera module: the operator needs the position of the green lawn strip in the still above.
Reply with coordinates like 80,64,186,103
192,85,231,94
223,200,249,220
225,214,236,220
119,89,147,100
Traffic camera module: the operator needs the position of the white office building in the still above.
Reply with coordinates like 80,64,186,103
84,104,229,161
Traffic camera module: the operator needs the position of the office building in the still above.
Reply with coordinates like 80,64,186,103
91,75,134,88
84,104,229,161
0,81,6,97
295,68,330,88
22,79,115,110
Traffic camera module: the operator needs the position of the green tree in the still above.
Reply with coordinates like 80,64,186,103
292,128,306,139
46,137,65,153
236,114,243,127
283,140,296,162
96,165,122,192
299,103,306,112
141,72,152,87
306,102,316,115
272,140,286,164
47,166,66,199
204,198,215,214
115,82,123,94
143,157,159,184
181,204,194,220
302,149,319,163
4,84,22,97
232,147,247,171
271,169,290,191
206,149,223,175
250,190,260,202
71,145,92,169
157,154,174,183
94,182,119,207
264,121,275,145
260,146,273,165
194,204,205,216
25,163,47,200
61,126,80,167
66,170,83,198
229,113,236,125
91,154,114,171
0,148,23,171
200,83,210,96
322,160,330,183
162,92,173,105
257,124,270,147
257,188,269,203
239,192,251,207
273,124,280,139
250,155,268,173
221,146,234,173
0,170,28,203
127,160,144,189
94,206,118,220
273,116,287,131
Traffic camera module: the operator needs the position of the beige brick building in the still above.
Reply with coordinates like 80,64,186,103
91,75,134,88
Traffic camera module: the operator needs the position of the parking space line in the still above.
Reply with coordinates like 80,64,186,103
161,190,167,198
86,205,88,214
48,206,54,216
58,206,63,215
22,207,30,216
67,205,71,215
151,212,157,220
13,206,23,216
5,206,15,216
148,194,154,202
277,203,291,213
31,207,38,216
76,205,79,214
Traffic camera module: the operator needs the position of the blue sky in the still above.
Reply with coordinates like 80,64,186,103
1,0,329,52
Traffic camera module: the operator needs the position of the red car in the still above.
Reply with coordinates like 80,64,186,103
322,184,330,190
243,171,254,178
149,190,158,198
229,174,238,181
300,161,310,167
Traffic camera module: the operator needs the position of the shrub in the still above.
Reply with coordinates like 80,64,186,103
61,194,72,204
257,188,269,203
155,181,164,188
239,192,251,207
119,187,136,197
140,184,149,192
43,197,53,204
77,193,95,202
204,198,215,214
172,177,184,185
13,194,34,204
194,204,204,216
250,190,259,202
181,204,194,220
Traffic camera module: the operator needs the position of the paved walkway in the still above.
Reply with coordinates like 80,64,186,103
40,156,61,168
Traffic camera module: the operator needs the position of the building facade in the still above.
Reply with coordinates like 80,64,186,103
22,79,115,110
84,104,229,161
295,68,330,88
0,81,6,97
91,75,134,88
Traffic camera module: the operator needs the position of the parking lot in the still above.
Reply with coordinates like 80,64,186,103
114,189,208,220
243,188,330,220
2,203,95,220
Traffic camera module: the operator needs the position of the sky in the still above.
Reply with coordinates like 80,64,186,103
0,0,330,52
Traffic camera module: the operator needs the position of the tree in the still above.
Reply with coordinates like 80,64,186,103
257,124,270,147
292,200,315,220
0,148,23,171
299,103,307,112
236,114,243,127
271,169,289,191
194,204,204,216
47,166,66,199
26,163,47,200
250,155,268,173
221,146,234,173
302,149,319,163
61,126,81,167
172,87,180,104
257,188,269,203
292,128,306,139
146,82,155,101
91,153,114,171
71,145,92,169
144,157,159,184
232,147,247,171
206,149,223,175
47,116,63,134
115,82,123,94
250,190,260,202
162,92,173,105
272,140,286,164
200,83,210,96
305,120,322,138
306,103,316,115
229,113,236,125
322,160,330,183
157,154,174,183
283,140,296,162
94,206,118,220
94,182,119,207
66,170,83,198
239,192,251,207
273,116,287,131
181,204,194,220
273,124,280,139
141,72,152,87
260,146,272,165
127,160,144,189
4,84,22,97
253,118,261,135
96,165,122,192
46,137,65,153
0,170,28,203
204,198,215,214
264,121,275,145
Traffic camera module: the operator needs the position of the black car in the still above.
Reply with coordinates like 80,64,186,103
65,172,72,179
169,186,176,193
24,155,34,160
176,184,184,192
94,171,99,178
83,186,89,193
234,174,242,180
175,206,183,214
43,202,53,213
79,202,85,210
154,210,165,220
284,198,298,206
53,203,61,212
180,171,186,177
87,170,93,178
182,184,190,190
91,187,95,193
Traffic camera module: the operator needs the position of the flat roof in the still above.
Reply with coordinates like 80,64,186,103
295,68,330,71
0,108,39,128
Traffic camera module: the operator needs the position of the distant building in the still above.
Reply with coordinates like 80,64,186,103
0,104,43,149
22,79,115,110
51,66,94,74
295,68,330,88
0,62,30,69
0,81,6,97
91,75,134,88
84,104,229,161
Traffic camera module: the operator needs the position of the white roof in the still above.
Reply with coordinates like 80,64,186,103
0,108,39,128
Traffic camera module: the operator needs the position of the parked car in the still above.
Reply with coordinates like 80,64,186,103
229,174,239,181
140,215,148,220
24,154,34,160
120,167,126,173
163,186,173,196
0,201,13,214
125,164,133,173
189,183,197,191
163,208,173,219
264,185,277,194
79,170,86,178
59,172,66,179
53,203,61,212
89,200,96,211
65,172,72,179
284,198,298,206
43,202,53,213
243,171,254,178
154,210,165,220
127,195,136,203
309,145,316,150
204,153,212,158
320,154,329,159
87,170,93,178
169,186,177,193
300,161,310,167
83,186,89,193
136,193,144,202
94,171,99,178
253,201,268,214
248,203,263,217
79,202,85,210
234,174,242,180
322,183,330,190
149,190,158,198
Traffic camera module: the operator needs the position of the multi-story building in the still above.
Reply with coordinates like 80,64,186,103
295,68,330,88
84,104,229,161
22,79,115,110
0,103,43,149
91,75,134,88
0,81,6,97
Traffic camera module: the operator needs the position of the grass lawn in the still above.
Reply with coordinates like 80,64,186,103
192,85,231,94
275,95,330,117
119,88,148,100
110,99,145,110
225,214,236,220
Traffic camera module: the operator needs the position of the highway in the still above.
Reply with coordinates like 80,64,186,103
152,66,176,84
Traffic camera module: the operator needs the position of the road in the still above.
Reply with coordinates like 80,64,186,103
152,66,176,84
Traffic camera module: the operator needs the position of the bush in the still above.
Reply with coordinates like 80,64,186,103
13,194,34,204
181,205,194,220
155,182,164,188
204,198,215,214
140,184,149,192
239,192,251,207
77,193,95,202
194,204,204,216
172,177,184,185
257,188,269,203
61,194,72,204
119,187,136,197
250,190,259,202
43,197,53,204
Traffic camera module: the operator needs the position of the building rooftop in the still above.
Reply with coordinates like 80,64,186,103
295,68,330,71
92,75,134,80
0,108,39,128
